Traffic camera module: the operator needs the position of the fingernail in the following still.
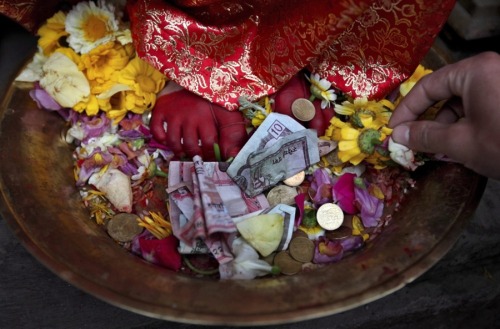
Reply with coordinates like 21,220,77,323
392,125,410,144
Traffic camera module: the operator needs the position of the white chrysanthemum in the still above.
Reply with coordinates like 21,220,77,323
65,0,119,54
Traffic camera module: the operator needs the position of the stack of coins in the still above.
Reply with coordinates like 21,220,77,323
273,229,316,275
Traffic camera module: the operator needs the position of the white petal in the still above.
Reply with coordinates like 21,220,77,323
40,52,90,107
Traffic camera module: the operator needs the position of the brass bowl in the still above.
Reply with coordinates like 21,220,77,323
0,48,486,325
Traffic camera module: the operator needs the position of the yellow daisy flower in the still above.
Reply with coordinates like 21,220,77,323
65,1,119,54
334,97,394,129
400,65,433,97
37,11,68,55
116,56,167,113
337,126,391,166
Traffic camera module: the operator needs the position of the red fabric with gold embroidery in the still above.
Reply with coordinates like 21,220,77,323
129,0,455,110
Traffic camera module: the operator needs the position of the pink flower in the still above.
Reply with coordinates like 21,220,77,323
332,173,357,214
354,181,384,228
133,231,182,271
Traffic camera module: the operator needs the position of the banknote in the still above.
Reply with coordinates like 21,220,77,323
227,113,320,197
228,128,319,197
167,158,269,257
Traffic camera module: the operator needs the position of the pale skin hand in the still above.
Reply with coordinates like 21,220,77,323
389,52,500,179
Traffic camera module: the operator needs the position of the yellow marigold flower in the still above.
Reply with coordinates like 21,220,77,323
74,94,100,116
400,64,433,97
81,41,132,83
335,97,394,129
54,47,82,67
37,11,68,55
116,56,167,113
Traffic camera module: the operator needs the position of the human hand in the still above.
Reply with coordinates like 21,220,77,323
389,52,500,179
150,84,248,161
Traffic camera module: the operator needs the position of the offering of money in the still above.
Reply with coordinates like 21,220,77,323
167,158,270,259
227,113,320,197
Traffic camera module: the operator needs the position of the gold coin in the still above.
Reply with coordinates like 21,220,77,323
291,98,315,122
289,236,315,263
107,213,143,243
266,185,298,207
273,251,303,275
283,171,305,187
316,203,344,231
325,226,352,240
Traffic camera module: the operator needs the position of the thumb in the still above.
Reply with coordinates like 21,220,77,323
392,120,474,161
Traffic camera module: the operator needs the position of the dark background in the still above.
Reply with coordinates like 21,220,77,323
1,3,500,328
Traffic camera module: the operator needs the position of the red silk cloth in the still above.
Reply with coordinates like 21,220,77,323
129,0,456,110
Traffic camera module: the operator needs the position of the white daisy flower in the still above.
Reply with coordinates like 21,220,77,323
306,72,338,109
65,0,119,54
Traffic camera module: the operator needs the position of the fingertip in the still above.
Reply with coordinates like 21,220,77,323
392,124,410,145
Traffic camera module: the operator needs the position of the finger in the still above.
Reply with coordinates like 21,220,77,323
198,120,218,161
392,120,474,162
163,117,184,157
214,109,248,159
150,96,169,143
181,123,203,158
434,98,464,124
389,62,468,127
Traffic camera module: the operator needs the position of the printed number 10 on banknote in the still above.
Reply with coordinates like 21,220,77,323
227,113,319,197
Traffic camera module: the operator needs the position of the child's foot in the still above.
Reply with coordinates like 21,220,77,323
150,83,247,161
273,74,335,136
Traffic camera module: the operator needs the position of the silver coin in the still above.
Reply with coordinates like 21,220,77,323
316,203,344,231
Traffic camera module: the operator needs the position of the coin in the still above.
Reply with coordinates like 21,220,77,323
289,236,315,263
292,229,308,239
291,98,315,122
324,149,343,166
325,226,352,240
316,203,344,231
266,185,298,207
283,171,305,187
107,213,143,242
273,251,303,275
